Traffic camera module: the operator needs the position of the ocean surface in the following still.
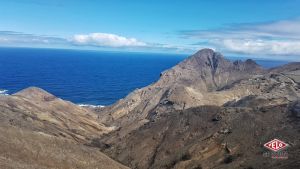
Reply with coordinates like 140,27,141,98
0,47,289,106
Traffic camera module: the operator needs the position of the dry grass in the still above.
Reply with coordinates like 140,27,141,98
0,126,129,169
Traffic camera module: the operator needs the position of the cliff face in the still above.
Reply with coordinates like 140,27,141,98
96,49,300,169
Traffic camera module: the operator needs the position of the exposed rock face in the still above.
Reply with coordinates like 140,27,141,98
95,49,300,169
0,87,128,169
162,49,264,91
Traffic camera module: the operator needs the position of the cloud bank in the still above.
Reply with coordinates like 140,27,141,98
1,17,300,60
0,31,194,53
181,18,300,59
0,31,66,45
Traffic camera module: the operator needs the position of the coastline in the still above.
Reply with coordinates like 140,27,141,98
78,104,105,108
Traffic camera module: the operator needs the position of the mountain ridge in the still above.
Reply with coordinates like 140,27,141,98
97,49,267,134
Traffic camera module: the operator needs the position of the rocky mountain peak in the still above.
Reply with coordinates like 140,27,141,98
155,48,265,93
245,58,258,65
183,48,227,69
99,49,269,131
193,48,215,57
174,49,239,78
184,49,262,72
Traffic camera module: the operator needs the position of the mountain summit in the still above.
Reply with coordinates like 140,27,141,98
158,48,264,91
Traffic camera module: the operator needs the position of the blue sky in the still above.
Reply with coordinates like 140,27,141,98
1,0,300,60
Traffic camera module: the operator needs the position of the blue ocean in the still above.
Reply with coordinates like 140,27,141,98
0,47,289,106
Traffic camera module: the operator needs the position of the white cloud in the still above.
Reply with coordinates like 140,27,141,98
182,18,300,59
72,33,147,47
70,33,197,53
254,19,300,38
215,39,300,56
0,31,66,45
0,31,195,53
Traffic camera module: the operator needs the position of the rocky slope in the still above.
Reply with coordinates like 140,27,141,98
95,49,300,169
0,87,128,169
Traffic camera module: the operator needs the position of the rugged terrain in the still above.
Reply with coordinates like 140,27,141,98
0,48,299,169
95,49,300,169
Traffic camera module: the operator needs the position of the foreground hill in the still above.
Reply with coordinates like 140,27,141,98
98,103,300,169
95,49,300,169
0,87,128,169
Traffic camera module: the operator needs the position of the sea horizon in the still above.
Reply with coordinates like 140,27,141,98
0,47,290,106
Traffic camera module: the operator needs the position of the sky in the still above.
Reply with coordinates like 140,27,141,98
1,0,300,60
